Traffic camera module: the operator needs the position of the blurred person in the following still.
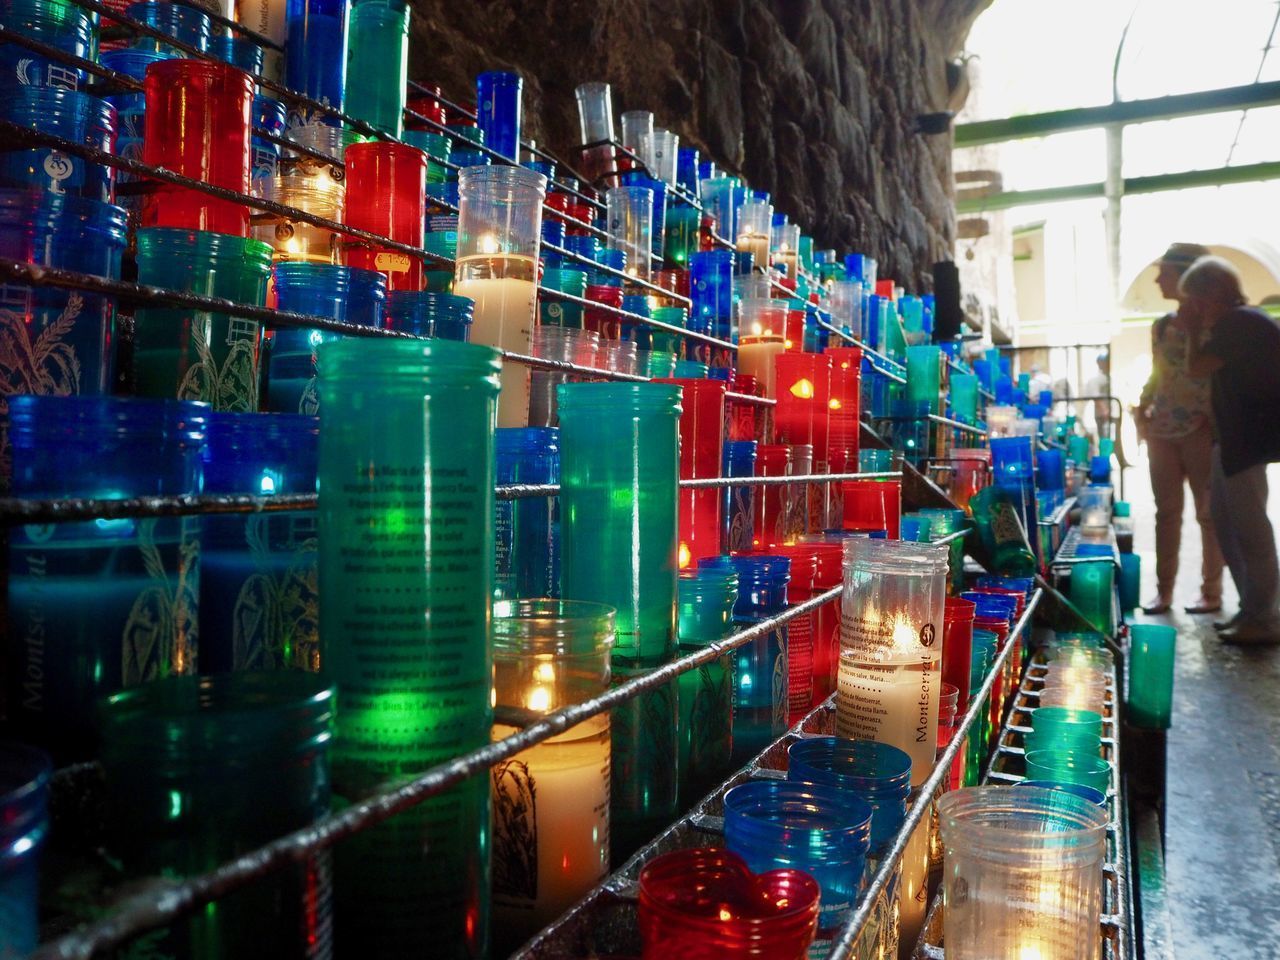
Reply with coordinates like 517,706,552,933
1135,243,1222,615
1084,352,1112,438
1183,257,1280,644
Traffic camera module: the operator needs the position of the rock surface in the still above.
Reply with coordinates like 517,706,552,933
407,0,989,288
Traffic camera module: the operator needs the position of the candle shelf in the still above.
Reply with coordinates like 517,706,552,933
1052,525,1122,572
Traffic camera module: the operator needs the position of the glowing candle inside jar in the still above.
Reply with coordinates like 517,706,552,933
737,230,771,271
738,334,785,399
454,249,538,428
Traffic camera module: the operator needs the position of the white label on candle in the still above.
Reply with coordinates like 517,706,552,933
835,660,940,787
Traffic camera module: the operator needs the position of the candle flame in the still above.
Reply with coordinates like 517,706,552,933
534,661,556,683
678,542,692,569
892,617,919,653
527,685,553,713
478,233,500,254
829,398,842,410
718,908,733,921
1019,948,1044,960
789,378,814,399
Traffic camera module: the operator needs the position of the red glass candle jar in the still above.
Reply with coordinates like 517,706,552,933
783,307,806,351
659,378,725,568
753,544,821,722
545,191,574,228
971,586,1026,682
638,847,820,960
343,141,427,292
143,59,253,236
841,478,901,539
584,284,623,338
825,346,862,472
407,86,446,128
774,352,831,533
943,597,976,714
754,444,792,548
797,539,844,703
974,613,1011,724
728,373,760,442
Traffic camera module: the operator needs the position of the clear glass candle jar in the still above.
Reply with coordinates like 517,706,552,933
724,780,871,941
256,169,346,264
490,599,615,949
6,395,206,762
199,411,320,674
101,672,334,958
939,786,1109,960
676,566,738,807
0,743,51,959
318,336,500,958
638,847,820,959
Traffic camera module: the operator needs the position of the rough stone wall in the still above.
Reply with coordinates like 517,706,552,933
408,0,988,289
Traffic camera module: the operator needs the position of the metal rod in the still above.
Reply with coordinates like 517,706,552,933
540,240,693,309
29,585,842,960
823,588,1043,958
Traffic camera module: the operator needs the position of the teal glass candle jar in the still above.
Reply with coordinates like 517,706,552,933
1068,560,1116,635
403,130,452,183
199,412,320,674
133,228,273,412
558,382,681,664
318,336,500,958
540,267,589,328
268,262,387,414
675,566,738,807
495,427,560,601
345,0,409,136
0,743,51,960
1127,623,1177,728
663,203,700,267
1023,749,1110,796
610,658,679,865
6,395,206,762
101,673,334,957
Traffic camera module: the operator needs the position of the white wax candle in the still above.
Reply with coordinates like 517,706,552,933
835,659,940,787
239,0,286,81
899,814,931,953
737,232,770,271
454,268,537,428
738,338,785,399
491,713,610,937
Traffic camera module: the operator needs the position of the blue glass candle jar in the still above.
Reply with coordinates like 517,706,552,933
6,395,207,762
699,554,791,762
0,86,117,201
126,0,212,55
0,0,96,90
214,32,266,75
495,427,560,600
691,249,733,342
476,70,523,161
99,47,166,209
723,439,758,553
269,262,386,413
675,566,737,807
787,737,911,860
199,412,320,674
0,743,50,960
251,95,287,195
723,779,872,939
285,0,349,122
0,190,127,411
564,234,601,265
386,290,475,341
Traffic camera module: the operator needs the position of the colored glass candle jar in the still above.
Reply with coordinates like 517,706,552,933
774,350,832,466
748,546,816,723
143,58,254,236
703,554,791,762
199,412,320,673
609,657,679,864
494,427,560,601
268,262,386,413
490,599,614,947
127,0,211,53
251,96,287,197
1016,781,1108,808
724,780,872,940
638,847,820,959
753,443,792,547
0,0,96,89
664,203,700,267
723,439,758,553
454,164,548,428
318,337,499,958
657,378,725,568
386,290,474,341
0,87,116,201
285,0,348,122
826,345,863,478
1068,560,1116,635
939,786,1108,960
690,249,734,342
905,344,943,414
256,168,346,263
0,190,127,409
0,743,51,960
1031,706,1103,744
345,0,409,135
101,673,333,957
1023,750,1110,796
559,383,680,663
344,140,427,292
540,267,590,327
676,566,738,806
1127,623,1177,728
943,597,976,714
965,630,996,786
132,228,271,411
214,32,266,75
842,477,901,538
476,70,523,161
6,395,206,761
838,538,949,787
783,443,813,541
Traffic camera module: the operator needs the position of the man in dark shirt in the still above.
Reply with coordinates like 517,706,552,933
1184,257,1280,644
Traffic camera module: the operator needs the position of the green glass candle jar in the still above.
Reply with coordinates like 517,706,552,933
132,228,272,412
317,336,500,959
675,566,738,808
344,0,409,137
100,672,334,958
558,382,682,664
610,657,679,866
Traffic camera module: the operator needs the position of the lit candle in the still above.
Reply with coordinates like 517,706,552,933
737,230,771,271
490,600,615,950
454,252,538,428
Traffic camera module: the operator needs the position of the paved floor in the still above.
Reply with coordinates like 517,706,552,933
1124,452,1280,960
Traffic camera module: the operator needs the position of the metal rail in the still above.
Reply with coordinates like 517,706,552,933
822,588,1043,957
0,472,900,524
27,586,843,960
